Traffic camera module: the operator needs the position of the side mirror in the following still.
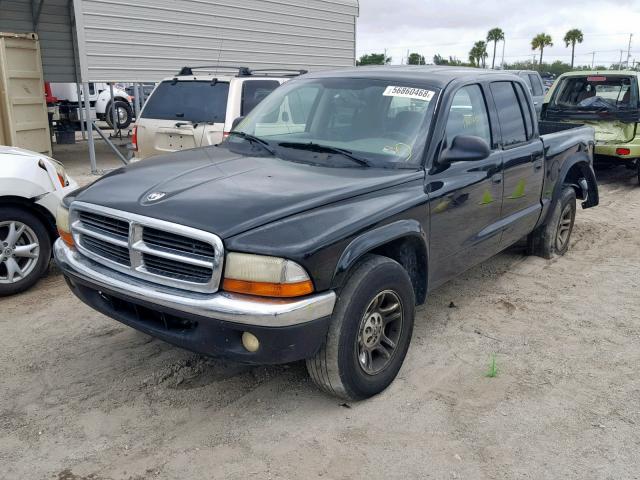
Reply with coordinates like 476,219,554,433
231,116,245,130
440,135,490,165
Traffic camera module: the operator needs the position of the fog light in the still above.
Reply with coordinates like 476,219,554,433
242,332,260,353
616,148,631,156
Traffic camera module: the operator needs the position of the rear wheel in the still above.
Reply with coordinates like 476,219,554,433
306,255,415,400
527,186,577,259
0,207,51,296
106,100,133,130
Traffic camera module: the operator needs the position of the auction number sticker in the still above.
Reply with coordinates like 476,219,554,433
383,86,434,101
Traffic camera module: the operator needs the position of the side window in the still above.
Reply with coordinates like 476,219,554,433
514,83,534,139
519,73,533,93
241,80,280,116
529,74,544,96
445,84,491,147
490,82,527,146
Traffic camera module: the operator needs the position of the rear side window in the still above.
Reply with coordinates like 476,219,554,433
241,80,280,116
141,81,230,123
529,74,544,96
514,83,534,139
490,82,527,146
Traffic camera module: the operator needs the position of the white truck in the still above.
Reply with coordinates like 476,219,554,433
0,146,77,295
49,82,134,130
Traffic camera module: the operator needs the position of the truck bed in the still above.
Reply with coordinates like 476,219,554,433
539,120,585,136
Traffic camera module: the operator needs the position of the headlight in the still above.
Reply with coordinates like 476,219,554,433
40,158,68,187
222,252,314,298
52,160,69,187
56,204,74,247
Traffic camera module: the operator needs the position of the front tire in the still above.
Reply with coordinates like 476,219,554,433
306,255,415,400
0,207,51,296
527,186,577,259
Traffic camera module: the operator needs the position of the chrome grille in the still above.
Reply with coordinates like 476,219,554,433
69,202,223,293
83,236,131,266
142,227,216,257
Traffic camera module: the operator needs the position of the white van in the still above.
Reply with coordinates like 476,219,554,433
132,67,305,161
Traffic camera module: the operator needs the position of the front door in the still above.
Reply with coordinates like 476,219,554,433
428,84,504,289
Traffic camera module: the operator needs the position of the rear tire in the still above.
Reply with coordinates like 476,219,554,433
0,207,51,296
106,100,133,130
306,255,415,400
527,186,577,259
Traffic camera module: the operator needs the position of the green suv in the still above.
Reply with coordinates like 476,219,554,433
541,70,640,183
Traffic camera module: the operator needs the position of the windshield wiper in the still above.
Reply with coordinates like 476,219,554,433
227,131,275,155
277,142,372,167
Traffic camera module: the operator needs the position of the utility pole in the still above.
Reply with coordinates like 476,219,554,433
501,39,505,69
626,33,633,69
619,50,624,70
591,51,595,69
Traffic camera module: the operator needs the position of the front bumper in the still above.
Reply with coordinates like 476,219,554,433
54,240,336,364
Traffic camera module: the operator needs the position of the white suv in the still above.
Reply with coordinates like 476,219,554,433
132,66,305,161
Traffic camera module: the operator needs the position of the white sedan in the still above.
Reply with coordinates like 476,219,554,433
0,146,77,295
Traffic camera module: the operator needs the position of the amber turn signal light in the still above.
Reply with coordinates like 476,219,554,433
222,278,314,298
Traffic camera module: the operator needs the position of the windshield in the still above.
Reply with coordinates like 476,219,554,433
141,80,230,123
549,75,638,112
227,77,438,167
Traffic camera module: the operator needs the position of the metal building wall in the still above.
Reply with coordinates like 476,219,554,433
74,0,359,82
0,0,77,82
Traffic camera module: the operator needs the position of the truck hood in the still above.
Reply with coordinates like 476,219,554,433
73,146,418,238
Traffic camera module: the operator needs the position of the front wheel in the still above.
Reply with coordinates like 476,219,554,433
528,186,577,259
306,255,415,400
0,207,52,296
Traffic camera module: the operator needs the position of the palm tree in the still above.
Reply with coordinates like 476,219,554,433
469,41,488,68
531,33,553,70
487,28,505,69
564,29,584,69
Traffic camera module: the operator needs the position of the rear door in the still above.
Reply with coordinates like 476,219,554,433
489,81,544,248
136,80,229,159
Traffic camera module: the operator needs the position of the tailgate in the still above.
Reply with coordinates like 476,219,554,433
136,119,202,159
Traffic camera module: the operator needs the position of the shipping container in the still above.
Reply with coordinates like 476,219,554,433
0,32,52,155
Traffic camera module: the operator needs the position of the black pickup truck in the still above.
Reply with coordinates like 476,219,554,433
55,66,599,400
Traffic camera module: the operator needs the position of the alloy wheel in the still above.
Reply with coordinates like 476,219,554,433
0,221,41,284
356,290,404,375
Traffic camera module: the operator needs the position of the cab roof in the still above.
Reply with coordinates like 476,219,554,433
303,65,524,89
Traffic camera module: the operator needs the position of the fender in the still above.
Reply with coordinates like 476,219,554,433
537,153,599,229
331,219,429,294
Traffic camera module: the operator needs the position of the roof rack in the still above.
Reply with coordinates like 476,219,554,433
176,66,308,77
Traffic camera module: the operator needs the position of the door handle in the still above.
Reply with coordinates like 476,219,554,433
491,173,502,184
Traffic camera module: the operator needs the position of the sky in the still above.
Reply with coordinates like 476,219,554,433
356,0,640,67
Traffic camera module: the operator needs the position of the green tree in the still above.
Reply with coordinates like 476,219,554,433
487,28,505,69
469,41,488,68
563,29,584,69
357,53,391,66
408,53,426,65
531,33,553,70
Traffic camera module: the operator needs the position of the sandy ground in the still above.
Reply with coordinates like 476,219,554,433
1,161,639,480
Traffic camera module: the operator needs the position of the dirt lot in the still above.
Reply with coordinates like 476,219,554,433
1,162,639,480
